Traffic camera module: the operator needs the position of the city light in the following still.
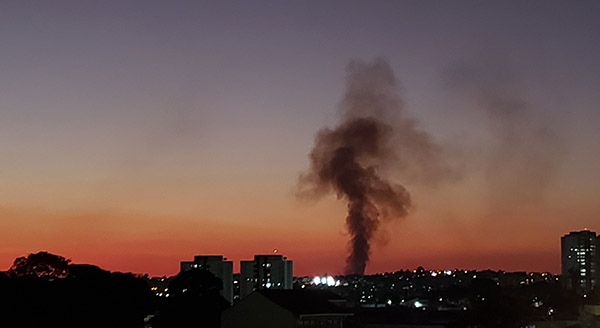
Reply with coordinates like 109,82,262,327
312,275,338,286
327,276,335,286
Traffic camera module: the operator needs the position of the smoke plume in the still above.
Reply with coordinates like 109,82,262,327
443,58,562,209
298,59,447,275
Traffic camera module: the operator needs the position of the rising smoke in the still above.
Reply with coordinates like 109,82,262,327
298,59,449,275
443,58,561,209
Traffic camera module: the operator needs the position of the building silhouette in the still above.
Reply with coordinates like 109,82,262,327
180,255,233,303
561,230,600,294
240,255,293,298
222,289,351,328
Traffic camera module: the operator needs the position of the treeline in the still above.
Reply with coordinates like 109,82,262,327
0,252,228,328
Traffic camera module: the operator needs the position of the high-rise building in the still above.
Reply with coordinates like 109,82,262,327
240,254,293,299
180,255,234,303
561,230,599,295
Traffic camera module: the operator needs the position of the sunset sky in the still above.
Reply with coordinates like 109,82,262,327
1,1,600,276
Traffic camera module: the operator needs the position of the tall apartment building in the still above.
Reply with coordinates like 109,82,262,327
561,230,600,295
180,255,234,303
240,254,293,299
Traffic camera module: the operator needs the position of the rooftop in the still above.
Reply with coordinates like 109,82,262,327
258,289,351,316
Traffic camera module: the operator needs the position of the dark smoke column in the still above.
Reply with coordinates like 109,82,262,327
298,59,413,275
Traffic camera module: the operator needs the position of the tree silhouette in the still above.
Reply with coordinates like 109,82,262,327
169,268,223,298
151,269,229,328
7,251,70,278
1,254,153,328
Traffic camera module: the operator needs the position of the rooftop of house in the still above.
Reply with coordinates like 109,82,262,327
258,289,351,316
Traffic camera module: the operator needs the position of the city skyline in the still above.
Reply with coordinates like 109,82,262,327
2,1,600,276
1,231,584,277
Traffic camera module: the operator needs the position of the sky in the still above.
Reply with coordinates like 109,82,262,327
1,0,600,276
